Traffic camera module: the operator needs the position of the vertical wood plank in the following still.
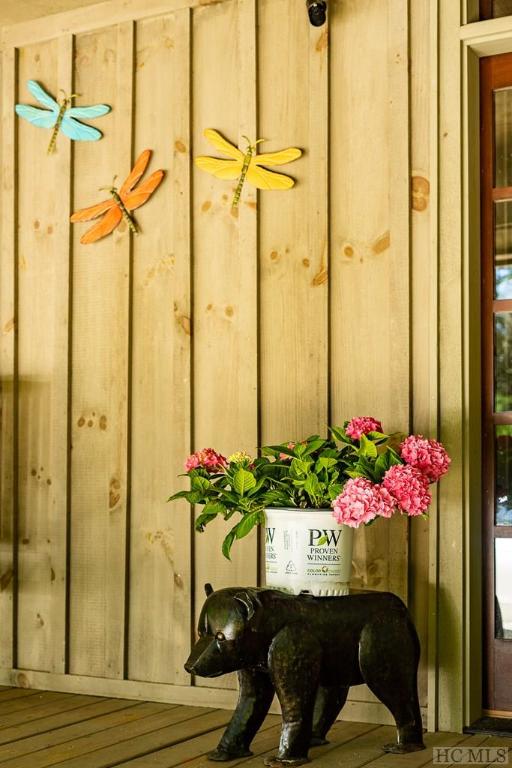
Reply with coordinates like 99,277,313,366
69,21,132,679
330,0,408,598
0,46,16,671
410,0,435,712
386,0,410,602
192,0,258,687
16,36,71,673
437,0,464,732
128,9,192,686
259,0,328,445
427,0,440,731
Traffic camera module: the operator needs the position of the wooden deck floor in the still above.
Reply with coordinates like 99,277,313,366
0,685,509,767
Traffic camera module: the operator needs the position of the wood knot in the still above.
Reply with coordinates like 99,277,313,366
411,175,430,212
109,478,121,509
372,231,390,255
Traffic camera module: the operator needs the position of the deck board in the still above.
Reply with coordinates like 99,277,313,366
15,706,229,768
0,691,74,717
0,688,509,767
0,689,40,702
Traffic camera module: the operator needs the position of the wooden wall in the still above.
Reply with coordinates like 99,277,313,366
0,0,438,723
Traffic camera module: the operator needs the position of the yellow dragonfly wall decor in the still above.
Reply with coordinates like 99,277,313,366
195,129,302,209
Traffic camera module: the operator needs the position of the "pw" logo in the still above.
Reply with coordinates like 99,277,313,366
309,529,341,547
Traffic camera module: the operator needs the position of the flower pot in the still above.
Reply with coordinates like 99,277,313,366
264,507,354,596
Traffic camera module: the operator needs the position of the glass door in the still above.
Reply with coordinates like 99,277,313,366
481,53,512,713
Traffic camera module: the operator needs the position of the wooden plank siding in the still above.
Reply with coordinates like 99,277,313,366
16,34,71,675
69,21,133,680
128,8,192,687
0,44,16,672
0,0,452,726
329,0,409,600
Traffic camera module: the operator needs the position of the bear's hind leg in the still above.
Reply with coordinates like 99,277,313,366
311,685,349,746
359,621,425,754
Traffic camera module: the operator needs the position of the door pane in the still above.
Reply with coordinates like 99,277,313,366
496,426,512,525
495,312,512,411
496,539,512,639
495,89,512,187
488,0,512,19
494,201,512,298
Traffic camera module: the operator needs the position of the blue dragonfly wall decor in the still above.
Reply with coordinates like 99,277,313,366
15,80,111,154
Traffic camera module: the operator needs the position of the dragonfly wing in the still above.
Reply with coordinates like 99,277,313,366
203,129,243,161
119,150,151,196
15,104,56,128
254,147,302,166
61,114,102,141
79,205,122,244
71,198,115,222
26,80,59,111
246,164,295,190
67,104,111,118
195,156,242,180
122,170,165,211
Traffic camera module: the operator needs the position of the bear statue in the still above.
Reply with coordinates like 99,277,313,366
185,585,425,767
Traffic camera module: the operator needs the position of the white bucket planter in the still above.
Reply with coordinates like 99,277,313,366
264,507,354,596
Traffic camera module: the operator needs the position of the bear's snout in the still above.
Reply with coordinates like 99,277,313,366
185,635,228,677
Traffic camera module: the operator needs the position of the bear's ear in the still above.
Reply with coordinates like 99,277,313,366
204,583,214,597
234,590,260,621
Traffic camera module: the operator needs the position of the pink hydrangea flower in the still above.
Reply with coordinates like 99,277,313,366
332,477,396,528
345,416,383,440
184,448,227,473
400,435,451,483
383,464,431,516
279,442,296,461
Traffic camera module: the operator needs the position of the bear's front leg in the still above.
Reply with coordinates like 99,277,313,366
264,625,322,767
208,668,275,762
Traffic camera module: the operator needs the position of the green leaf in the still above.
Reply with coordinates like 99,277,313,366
233,468,257,496
359,434,378,458
203,500,226,516
329,426,353,444
319,448,339,459
316,535,328,546
262,444,294,457
328,483,343,500
304,473,321,499
167,489,191,502
387,448,403,466
247,477,267,497
191,474,211,493
316,457,338,472
290,458,313,477
234,510,262,539
302,439,326,456
367,431,388,442
187,490,210,504
374,451,391,480
195,511,218,532
216,488,240,504
222,530,236,560
346,469,367,479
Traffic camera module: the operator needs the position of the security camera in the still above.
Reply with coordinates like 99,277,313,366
306,0,327,26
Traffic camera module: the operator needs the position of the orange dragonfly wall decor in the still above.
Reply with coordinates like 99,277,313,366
71,149,164,244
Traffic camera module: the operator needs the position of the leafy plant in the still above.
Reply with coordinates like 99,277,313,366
168,425,415,559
